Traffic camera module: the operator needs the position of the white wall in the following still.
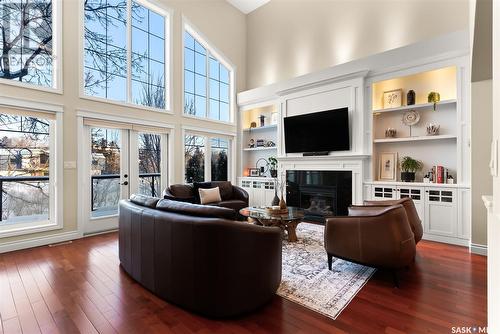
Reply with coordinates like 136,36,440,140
471,80,492,247
0,0,246,246
246,0,469,89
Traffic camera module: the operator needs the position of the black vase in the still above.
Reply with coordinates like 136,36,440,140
270,169,278,178
401,172,415,182
271,189,280,206
407,90,416,105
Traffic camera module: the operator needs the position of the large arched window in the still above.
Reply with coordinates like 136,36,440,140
183,23,234,123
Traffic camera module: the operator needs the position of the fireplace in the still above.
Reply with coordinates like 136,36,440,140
286,170,352,222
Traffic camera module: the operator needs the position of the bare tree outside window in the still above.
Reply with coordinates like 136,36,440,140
138,132,161,197
0,0,53,87
184,135,204,183
0,114,50,223
84,0,166,108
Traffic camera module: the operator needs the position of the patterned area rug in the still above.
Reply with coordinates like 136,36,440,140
277,223,376,320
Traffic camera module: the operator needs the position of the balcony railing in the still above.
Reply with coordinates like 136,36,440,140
0,176,50,222
91,173,161,212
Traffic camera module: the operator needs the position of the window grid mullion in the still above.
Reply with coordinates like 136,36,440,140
205,52,210,118
126,0,132,104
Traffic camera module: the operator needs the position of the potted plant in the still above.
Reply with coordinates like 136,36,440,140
268,157,278,178
400,156,423,182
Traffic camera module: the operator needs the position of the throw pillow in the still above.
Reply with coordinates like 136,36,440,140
198,187,222,205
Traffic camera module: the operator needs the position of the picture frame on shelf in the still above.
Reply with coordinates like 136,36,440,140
383,89,403,109
378,152,398,181
248,168,260,177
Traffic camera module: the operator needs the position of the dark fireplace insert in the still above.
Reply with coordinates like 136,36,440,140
286,170,352,223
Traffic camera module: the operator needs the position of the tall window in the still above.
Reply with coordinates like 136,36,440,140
84,0,169,109
138,132,161,197
0,113,54,227
211,138,228,181
183,29,231,122
184,133,231,183
0,0,58,88
184,134,205,183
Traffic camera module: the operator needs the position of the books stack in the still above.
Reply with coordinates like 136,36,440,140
431,165,449,184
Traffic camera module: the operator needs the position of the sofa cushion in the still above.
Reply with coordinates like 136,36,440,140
164,184,196,203
130,194,160,208
156,199,235,220
193,182,212,203
199,187,222,205
210,200,247,212
209,181,233,201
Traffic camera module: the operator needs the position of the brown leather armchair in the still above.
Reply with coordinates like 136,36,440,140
324,205,416,285
361,198,423,244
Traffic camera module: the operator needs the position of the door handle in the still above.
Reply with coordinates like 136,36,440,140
120,181,129,186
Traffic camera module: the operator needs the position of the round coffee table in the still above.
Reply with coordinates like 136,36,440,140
239,207,305,242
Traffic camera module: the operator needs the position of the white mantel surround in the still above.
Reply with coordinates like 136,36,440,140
278,155,370,206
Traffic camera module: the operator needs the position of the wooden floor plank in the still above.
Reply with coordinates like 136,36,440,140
0,231,487,334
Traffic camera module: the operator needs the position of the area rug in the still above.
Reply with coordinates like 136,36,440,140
277,223,376,320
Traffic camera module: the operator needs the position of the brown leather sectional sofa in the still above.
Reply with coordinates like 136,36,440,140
119,194,282,318
162,181,249,214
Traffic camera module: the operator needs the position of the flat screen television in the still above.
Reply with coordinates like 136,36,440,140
284,107,349,153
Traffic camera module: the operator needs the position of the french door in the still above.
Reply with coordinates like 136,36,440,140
81,121,168,234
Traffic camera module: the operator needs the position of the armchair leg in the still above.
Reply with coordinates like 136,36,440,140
327,254,333,270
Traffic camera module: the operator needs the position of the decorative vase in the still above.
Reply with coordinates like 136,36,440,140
271,189,280,206
279,189,287,209
270,169,278,178
407,90,416,105
401,172,416,182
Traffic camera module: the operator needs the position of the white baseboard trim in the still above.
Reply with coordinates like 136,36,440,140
470,243,487,256
422,233,469,247
0,230,82,254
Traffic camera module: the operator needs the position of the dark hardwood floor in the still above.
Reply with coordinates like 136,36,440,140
0,230,486,334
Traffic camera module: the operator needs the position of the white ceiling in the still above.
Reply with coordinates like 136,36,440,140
226,0,270,14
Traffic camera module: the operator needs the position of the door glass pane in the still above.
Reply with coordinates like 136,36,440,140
91,128,121,217
138,133,161,197
184,135,204,183
0,114,50,223
211,138,228,181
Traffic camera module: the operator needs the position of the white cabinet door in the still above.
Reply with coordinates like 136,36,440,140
397,186,424,221
239,179,254,206
424,188,457,237
372,185,397,200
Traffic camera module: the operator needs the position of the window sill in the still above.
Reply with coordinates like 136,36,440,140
0,78,63,95
79,95,174,115
0,220,62,239
182,113,235,126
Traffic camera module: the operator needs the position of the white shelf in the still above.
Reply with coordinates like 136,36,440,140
373,134,457,143
242,124,277,132
243,147,277,152
372,99,457,114
366,181,467,189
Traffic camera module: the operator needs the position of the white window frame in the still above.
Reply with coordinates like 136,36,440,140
0,0,63,94
182,18,236,124
79,0,173,113
0,96,64,238
182,126,236,184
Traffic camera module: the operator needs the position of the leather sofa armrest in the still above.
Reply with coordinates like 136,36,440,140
348,205,391,216
232,185,249,204
324,216,362,255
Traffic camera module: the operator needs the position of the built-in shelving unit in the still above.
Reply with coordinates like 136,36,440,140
240,103,278,178
371,65,459,183
373,134,457,143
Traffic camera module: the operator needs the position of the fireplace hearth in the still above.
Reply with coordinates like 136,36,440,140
286,170,352,223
